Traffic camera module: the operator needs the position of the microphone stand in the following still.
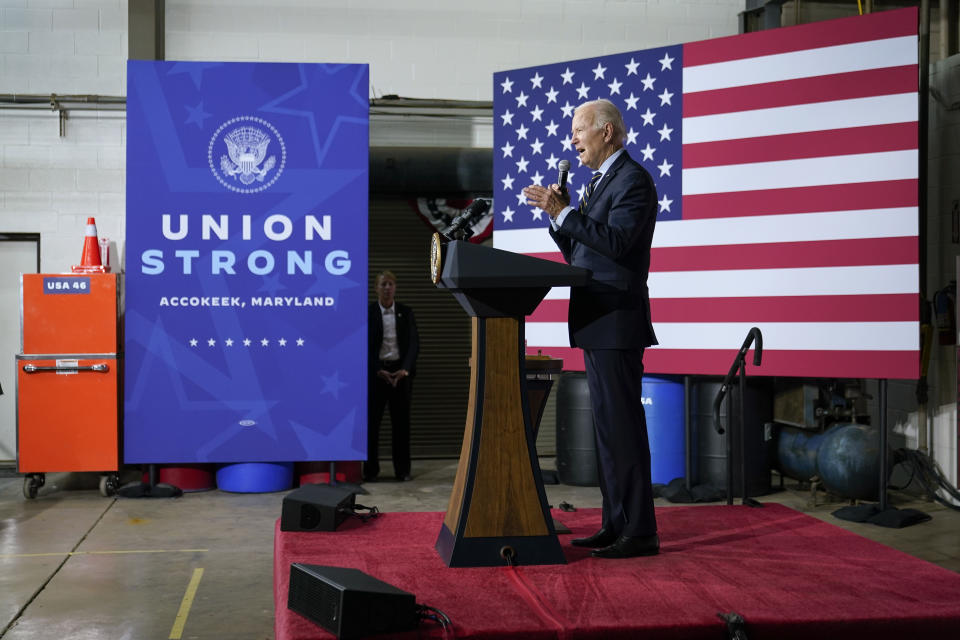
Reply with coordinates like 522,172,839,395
442,199,490,242
713,327,763,507
451,227,475,241
322,461,366,495
116,463,182,498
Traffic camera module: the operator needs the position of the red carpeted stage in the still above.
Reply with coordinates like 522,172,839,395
274,504,960,639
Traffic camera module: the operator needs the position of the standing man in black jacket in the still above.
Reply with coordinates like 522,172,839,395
523,99,659,558
365,270,419,482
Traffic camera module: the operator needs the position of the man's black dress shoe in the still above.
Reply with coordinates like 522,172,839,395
571,528,618,548
591,534,660,559
396,474,412,482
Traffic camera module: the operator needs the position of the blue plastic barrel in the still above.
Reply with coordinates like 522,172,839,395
556,373,684,486
643,375,685,484
216,462,294,493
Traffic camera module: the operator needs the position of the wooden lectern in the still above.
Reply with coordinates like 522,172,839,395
431,239,589,567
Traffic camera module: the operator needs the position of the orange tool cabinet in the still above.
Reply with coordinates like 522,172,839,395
16,273,121,498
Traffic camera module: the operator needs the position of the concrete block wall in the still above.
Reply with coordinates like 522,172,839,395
1,0,127,95
925,53,960,497
871,51,960,501
1,0,744,273
1,0,128,273
164,0,742,101
0,109,126,273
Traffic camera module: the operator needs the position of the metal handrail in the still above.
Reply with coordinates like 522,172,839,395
711,327,763,506
712,327,763,435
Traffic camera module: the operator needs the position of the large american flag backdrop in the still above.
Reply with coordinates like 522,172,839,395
492,7,920,380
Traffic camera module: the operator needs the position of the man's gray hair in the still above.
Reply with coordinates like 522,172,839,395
576,99,626,143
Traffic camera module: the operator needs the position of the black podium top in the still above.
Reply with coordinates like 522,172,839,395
437,240,590,317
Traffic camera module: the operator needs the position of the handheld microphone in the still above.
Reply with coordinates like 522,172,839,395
446,199,491,238
557,159,570,193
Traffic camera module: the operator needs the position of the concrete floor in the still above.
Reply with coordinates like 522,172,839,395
1,459,959,640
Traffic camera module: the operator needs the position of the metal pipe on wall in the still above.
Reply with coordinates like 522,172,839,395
0,94,126,109
941,0,960,60
369,147,492,196
917,0,931,457
920,2,930,305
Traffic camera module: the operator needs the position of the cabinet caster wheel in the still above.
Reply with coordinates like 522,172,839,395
100,474,120,497
23,474,43,499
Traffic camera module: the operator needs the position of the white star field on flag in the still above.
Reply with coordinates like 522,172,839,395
493,47,683,230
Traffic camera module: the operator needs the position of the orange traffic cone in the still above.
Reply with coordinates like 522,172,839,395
80,217,102,266
71,217,108,273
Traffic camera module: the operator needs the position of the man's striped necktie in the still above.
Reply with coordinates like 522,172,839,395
579,171,602,214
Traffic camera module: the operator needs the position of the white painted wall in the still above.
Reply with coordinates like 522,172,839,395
1,0,128,274
164,0,742,101
925,53,960,498
1,0,744,274
864,51,960,501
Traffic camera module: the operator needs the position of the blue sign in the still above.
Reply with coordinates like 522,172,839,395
124,61,369,463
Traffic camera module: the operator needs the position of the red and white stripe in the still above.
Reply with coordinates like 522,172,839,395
496,8,920,379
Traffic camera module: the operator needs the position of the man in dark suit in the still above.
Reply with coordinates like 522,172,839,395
523,99,659,559
365,270,419,482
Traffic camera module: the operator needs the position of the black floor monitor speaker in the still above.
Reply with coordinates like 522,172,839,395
281,483,356,532
288,563,418,639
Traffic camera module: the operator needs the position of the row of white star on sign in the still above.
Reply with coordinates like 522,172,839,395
188,338,306,347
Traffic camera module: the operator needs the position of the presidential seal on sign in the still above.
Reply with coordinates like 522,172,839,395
208,116,286,193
